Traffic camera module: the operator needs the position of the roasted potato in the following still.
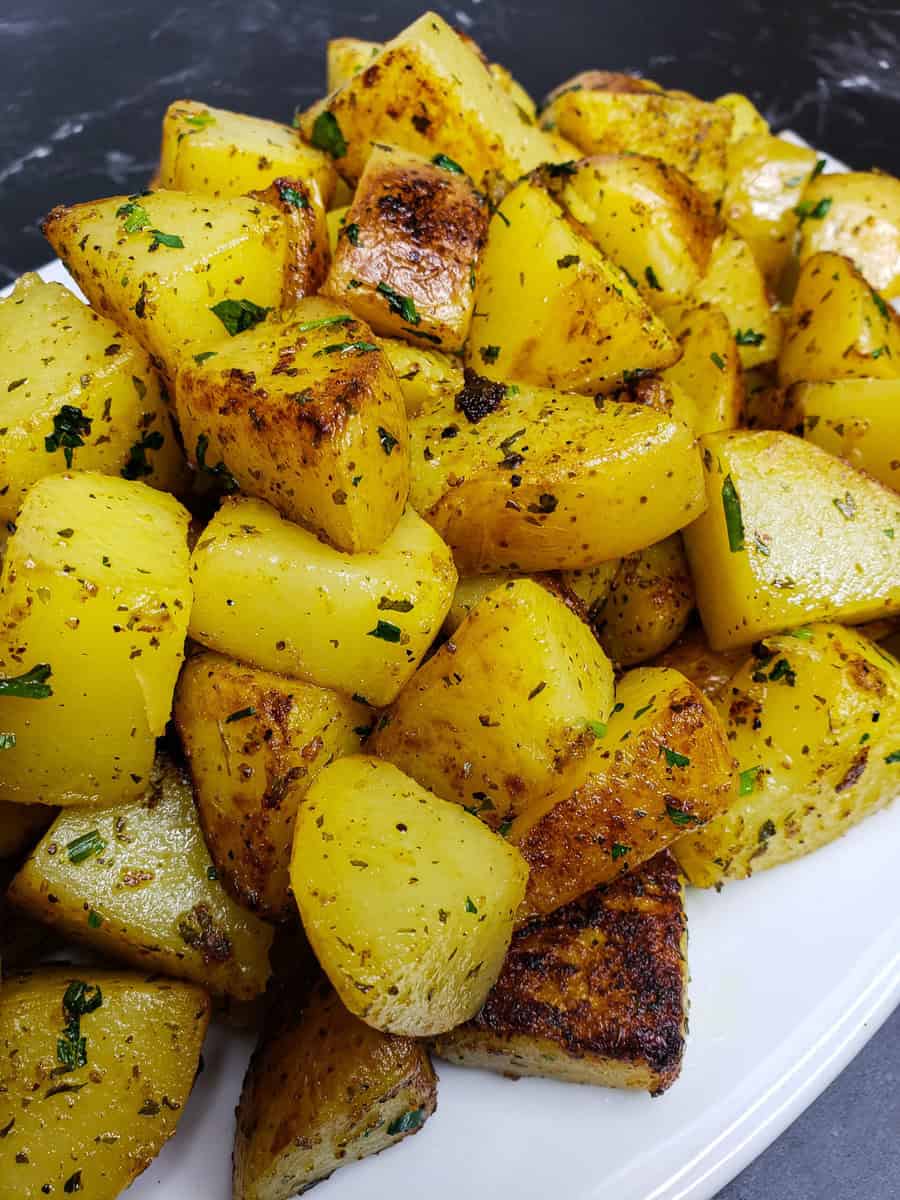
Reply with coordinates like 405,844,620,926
0,967,209,1200
189,498,456,706
408,379,706,572
0,273,186,527
434,851,687,1094
0,472,191,807
326,37,382,91
692,229,782,368
466,179,679,394
778,251,900,387
674,624,900,885
372,579,615,827
380,336,464,415
683,430,900,649
716,92,769,141
796,171,900,298
323,144,489,351
444,570,530,634
247,177,331,302
511,666,736,919
175,651,367,920
652,622,746,703
174,298,409,552
7,755,274,999
291,756,528,1035
660,301,743,433
540,72,732,198
325,202,349,253
233,976,436,1200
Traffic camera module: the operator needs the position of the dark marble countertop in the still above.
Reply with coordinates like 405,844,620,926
1,2,898,1197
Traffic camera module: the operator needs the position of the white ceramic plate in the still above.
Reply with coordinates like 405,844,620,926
15,141,900,1198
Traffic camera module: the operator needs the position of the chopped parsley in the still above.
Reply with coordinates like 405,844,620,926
587,719,607,739
662,746,691,768
193,351,217,364
67,830,106,864
376,281,419,325
296,314,353,333
310,111,347,158
121,429,164,480
368,620,401,643
735,327,765,346
313,340,378,357
794,196,832,223
611,843,630,860
87,910,103,929
465,896,478,913
739,766,761,795
787,628,814,640
767,657,796,685
116,199,151,233
387,1108,425,1135
833,492,856,520
0,663,53,699
45,404,92,468
885,750,900,764
342,222,360,246
871,289,890,321
710,351,725,371
149,229,183,249
224,706,256,724
377,426,399,455
210,298,271,336
665,803,697,826
182,110,215,131
721,474,745,552
479,344,501,364
195,433,240,493
57,980,102,1074
277,183,308,208
0,732,14,749
432,153,464,173
811,157,827,180
644,265,663,291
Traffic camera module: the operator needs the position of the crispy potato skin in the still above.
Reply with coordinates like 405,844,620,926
512,667,735,919
175,651,366,921
233,977,436,1200
660,301,743,434
797,171,900,298
434,851,687,1094
249,178,330,301
0,967,209,1200
323,145,488,351
674,624,900,885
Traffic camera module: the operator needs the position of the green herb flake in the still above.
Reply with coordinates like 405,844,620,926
871,289,890,321
376,281,419,325
735,327,765,347
182,110,215,131
377,426,399,455
387,1108,425,1135
811,157,827,180
210,298,271,336
225,706,256,724
57,980,102,1076
587,720,607,739
0,732,15,750
116,199,151,233
833,491,856,520
795,196,832,223
633,701,654,720
313,340,378,357
465,896,478,913
206,865,218,880
368,619,401,643
662,746,691,768
885,528,895,540
611,843,630,861
311,111,347,159
342,222,360,246
45,404,92,468
0,663,53,699
193,351,217,364
665,803,697,826
87,910,103,929
885,750,900,764
644,265,663,291
498,819,512,837
479,344,501,364
432,153,464,173
149,229,183,249
195,433,240,493
739,766,761,796
121,429,164,480
295,314,353,333
722,474,745,552
278,184,308,208
787,628,814,640
67,830,106,865
710,351,725,371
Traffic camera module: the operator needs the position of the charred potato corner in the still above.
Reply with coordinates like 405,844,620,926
1,8,899,1199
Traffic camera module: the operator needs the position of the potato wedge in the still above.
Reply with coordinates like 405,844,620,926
175,651,367,920
248,178,330,302
434,851,687,1094
0,472,191,807
692,229,782,368
0,273,186,526
7,754,273,999
465,179,679,393
673,624,900,885
682,430,900,649
291,756,528,1035
797,171,900,298
174,298,408,552
652,622,745,703
322,144,489,352
233,976,436,1200
408,380,706,572
444,571,530,634
778,251,900,387
189,498,456,707
659,301,743,433
511,667,735,919
326,37,382,91
541,72,732,197
380,336,463,415
716,92,769,141
372,579,614,828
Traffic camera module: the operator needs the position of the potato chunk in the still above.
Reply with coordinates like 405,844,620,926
797,171,900,298
0,967,209,1200
189,498,456,706
326,37,382,91
673,624,900,885
682,430,900,649
159,99,336,208
434,851,687,1094
660,301,743,433
466,180,679,393
409,381,705,572
778,251,900,387
233,977,436,1200
652,623,745,703
43,190,291,376
0,274,185,526
0,473,190,807
541,72,732,198
175,651,367,920
557,154,719,308
511,667,735,919
247,178,331,302
372,579,614,827
323,145,488,351
8,754,273,998
692,229,782,367
291,756,528,1035
380,336,463,415
716,92,769,141
175,298,408,552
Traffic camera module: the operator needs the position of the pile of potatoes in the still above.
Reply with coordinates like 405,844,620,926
1,10,899,1200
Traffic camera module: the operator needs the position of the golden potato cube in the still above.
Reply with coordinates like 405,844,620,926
660,301,743,434
8,754,273,998
692,229,782,367
380,336,463,415
558,154,720,308
0,967,209,1200
372,579,614,828
326,37,383,91
512,667,735,919
0,274,186,527
409,381,705,572
466,179,679,393
43,190,291,377
779,251,900,387
175,651,367,921
175,298,408,552
297,12,561,186
683,430,900,649
233,977,436,1200
651,622,745,703
323,145,489,352
189,498,456,707
782,378,900,491
434,851,687,1094
721,134,819,283
0,473,190,807
797,171,900,299
541,72,732,198
674,624,900,885
716,92,770,141
291,756,528,1035
159,99,336,208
